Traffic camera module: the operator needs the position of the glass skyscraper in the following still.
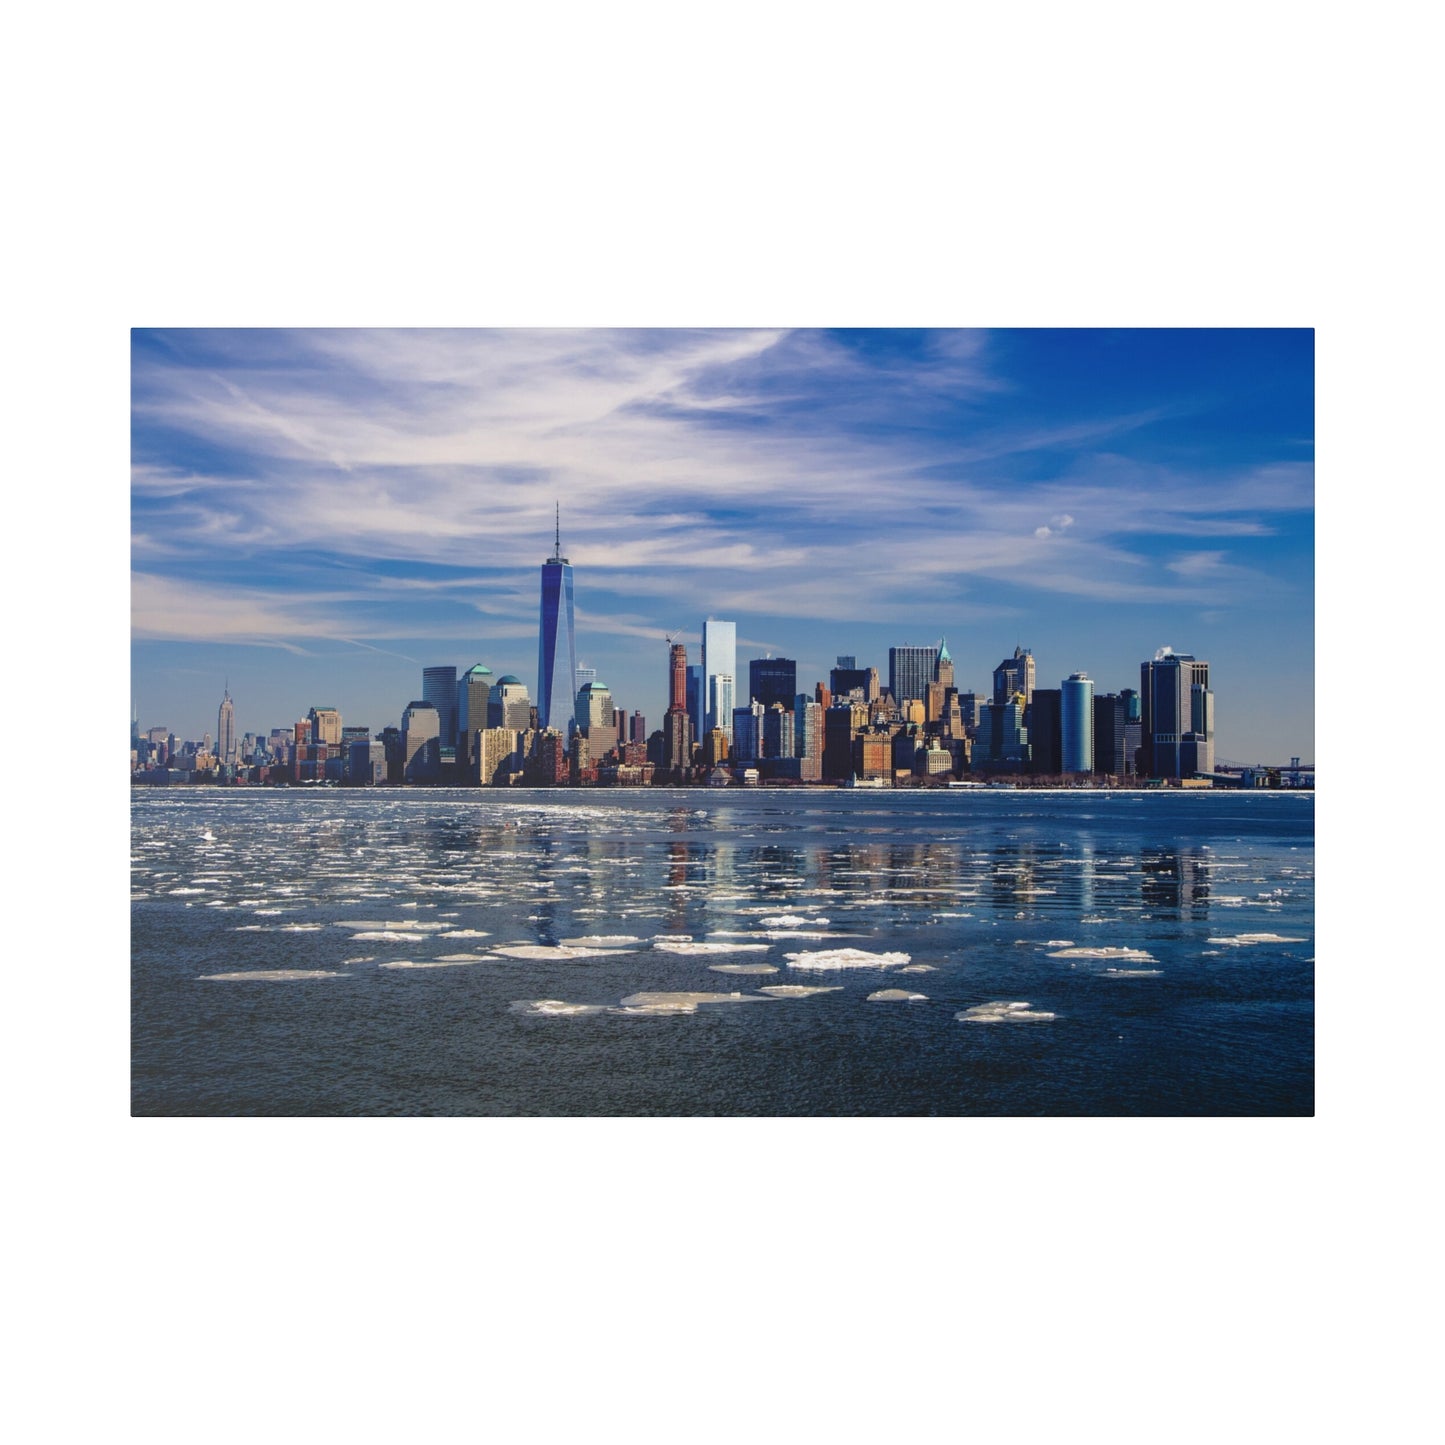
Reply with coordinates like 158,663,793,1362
702,618,736,737
1060,672,1094,773
536,509,577,732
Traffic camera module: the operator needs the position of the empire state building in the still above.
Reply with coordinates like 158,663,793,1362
536,506,578,732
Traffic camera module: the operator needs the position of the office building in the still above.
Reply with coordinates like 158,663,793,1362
422,667,458,747
763,702,795,759
536,506,578,731
216,683,236,768
702,619,737,736
456,664,494,773
993,646,1035,707
401,701,441,783
630,710,647,745
794,696,824,782
973,697,1029,771
732,700,765,762
889,645,936,706
1061,673,1094,774
686,664,704,743
489,675,531,731
575,680,613,737
308,706,342,746
1093,692,1129,777
1028,689,1062,775
749,657,797,710
935,638,955,691
663,642,693,777
830,662,879,702
1140,649,1214,778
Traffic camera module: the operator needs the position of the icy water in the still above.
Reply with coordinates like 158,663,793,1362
131,788,1313,1115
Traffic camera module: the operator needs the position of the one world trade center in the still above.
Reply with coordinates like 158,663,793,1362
536,505,577,732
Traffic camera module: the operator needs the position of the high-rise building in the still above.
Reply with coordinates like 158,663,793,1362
993,646,1035,707
663,642,693,777
630,710,647,745
456,664,494,774
973,697,1029,771
830,662,879,702
216,683,236,768
575,680,613,737
536,506,578,732
1140,649,1214,778
702,619,737,737
749,657,797,709
1060,673,1094,774
1093,692,1129,777
489,675,531,731
422,667,458,747
1028,689,1062,775
732,700,765,762
309,706,342,746
763,703,795,759
685,665,704,744
934,638,955,692
888,645,936,705
794,696,824,782
401,701,441,783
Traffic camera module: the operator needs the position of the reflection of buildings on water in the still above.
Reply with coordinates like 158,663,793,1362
1140,848,1211,916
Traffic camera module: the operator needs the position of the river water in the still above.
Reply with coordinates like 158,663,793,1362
131,787,1313,1115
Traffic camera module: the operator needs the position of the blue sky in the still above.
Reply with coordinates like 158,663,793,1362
132,328,1313,761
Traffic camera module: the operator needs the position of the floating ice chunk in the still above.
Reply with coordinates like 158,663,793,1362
896,964,937,973
510,999,610,1016
349,931,433,942
757,985,843,998
653,934,693,943
341,920,449,932
1046,946,1156,961
783,948,911,970
439,929,492,939
957,1000,1057,1023
708,963,780,974
560,935,642,947
379,957,495,969
867,989,928,1002
653,940,771,955
168,887,207,895
616,990,772,1012
1102,968,1163,977
279,923,325,933
493,943,626,960
199,970,347,982
757,915,830,928
1206,933,1309,946
1046,939,1076,947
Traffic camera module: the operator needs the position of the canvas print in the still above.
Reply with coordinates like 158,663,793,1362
130,328,1314,1115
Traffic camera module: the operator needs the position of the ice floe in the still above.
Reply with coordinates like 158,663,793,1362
561,935,642,946
896,964,937,973
616,990,773,1014
348,931,434,942
510,999,610,1016
1206,933,1308,946
708,963,780,974
756,915,830,928
867,989,928,1002
492,943,628,960
1046,946,1156,962
783,948,911,970
439,929,492,939
757,985,843,998
1102,968,1163,977
653,939,771,955
199,970,348,982
956,1000,1057,1023
379,957,494,969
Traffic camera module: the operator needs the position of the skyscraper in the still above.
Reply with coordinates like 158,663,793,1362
749,657,797,710
422,666,458,748
702,619,736,737
1060,673,1094,774
1140,649,1214,778
664,641,693,777
216,683,236,768
536,505,578,732
888,645,936,705
993,646,1035,707
934,638,955,692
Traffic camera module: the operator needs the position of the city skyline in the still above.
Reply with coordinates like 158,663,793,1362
132,329,1313,759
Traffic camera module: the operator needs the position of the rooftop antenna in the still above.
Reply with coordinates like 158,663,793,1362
554,502,561,560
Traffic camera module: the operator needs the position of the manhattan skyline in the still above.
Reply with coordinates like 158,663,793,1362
131,328,1313,759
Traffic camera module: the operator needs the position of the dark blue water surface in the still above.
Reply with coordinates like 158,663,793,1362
131,788,1313,1115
